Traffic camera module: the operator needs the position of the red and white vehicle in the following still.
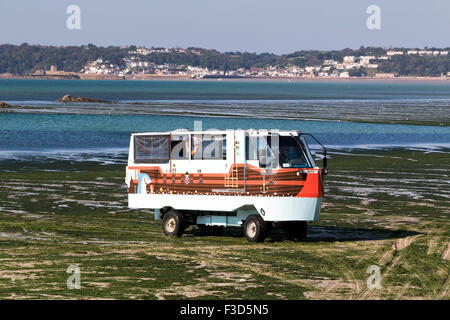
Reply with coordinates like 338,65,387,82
126,129,327,242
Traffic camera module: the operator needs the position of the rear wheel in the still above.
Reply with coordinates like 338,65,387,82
243,215,267,242
162,210,185,237
283,221,307,241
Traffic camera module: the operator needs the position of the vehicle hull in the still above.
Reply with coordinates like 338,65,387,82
129,193,322,222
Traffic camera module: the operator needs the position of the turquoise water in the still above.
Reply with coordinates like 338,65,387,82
1,79,450,102
0,80,449,162
0,113,449,152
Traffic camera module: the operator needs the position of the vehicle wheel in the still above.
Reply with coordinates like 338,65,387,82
243,215,267,242
198,225,224,236
162,210,185,237
283,221,307,241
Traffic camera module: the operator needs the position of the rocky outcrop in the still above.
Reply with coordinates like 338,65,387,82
57,94,112,103
0,101,13,108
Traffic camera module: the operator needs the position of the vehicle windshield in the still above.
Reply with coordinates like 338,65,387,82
278,135,312,168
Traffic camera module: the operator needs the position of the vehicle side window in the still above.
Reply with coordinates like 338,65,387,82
246,135,277,168
171,134,189,160
246,136,258,160
191,134,226,160
134,135,170,163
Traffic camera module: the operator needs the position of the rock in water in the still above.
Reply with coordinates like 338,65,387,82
0,101,11,108
57,94,72,102
57,94,112,103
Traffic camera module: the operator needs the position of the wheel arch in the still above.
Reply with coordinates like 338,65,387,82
160,206,175,219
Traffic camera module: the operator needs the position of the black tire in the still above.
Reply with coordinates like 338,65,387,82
198,225,224,236
243,215,267,242
283,221,307,241
162,210,185,237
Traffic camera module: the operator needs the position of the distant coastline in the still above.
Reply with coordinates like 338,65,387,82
1,73,449,82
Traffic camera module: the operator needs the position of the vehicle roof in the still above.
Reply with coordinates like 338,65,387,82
132,129,302,136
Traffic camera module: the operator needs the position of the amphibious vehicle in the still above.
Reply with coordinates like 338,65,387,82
126,129,327,242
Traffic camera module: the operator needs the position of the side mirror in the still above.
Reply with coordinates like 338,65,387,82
322,148,328,175
322,148,327,167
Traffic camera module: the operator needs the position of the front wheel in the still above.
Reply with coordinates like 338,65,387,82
162,210,185,237
243,215,267,242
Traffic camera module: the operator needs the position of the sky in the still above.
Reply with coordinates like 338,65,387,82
0,0,449,54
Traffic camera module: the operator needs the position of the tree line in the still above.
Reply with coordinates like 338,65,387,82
0,43,448,76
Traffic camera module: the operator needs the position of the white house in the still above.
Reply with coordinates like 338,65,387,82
387,50,404,56
343,56,355,63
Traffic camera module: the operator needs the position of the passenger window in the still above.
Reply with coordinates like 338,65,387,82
171,134,189,160
246,136,258,160
191,134,226,160
134,135,170,163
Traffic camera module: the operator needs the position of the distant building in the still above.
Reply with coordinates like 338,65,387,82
250,67,265,75
46,65,66,76
387,50,404,56
323,60,337,66
136,48,151,55
343,56,355,63
375,72,395,78
359,56,375,65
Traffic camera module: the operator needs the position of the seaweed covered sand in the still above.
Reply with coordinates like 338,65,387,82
0,149,448,299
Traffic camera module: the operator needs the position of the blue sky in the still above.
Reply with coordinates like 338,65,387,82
0,0,449,53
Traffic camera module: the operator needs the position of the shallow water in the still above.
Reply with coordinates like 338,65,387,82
0,113,449,165
1,79,450,101
2,79,450,124
1,79,449,163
